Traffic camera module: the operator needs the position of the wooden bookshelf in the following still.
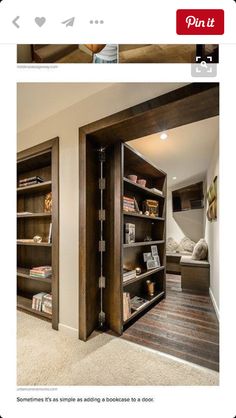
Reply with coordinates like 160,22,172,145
17,138,59,329
104,142,167,335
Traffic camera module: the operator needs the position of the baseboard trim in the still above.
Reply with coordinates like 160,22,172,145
209,288,219,321
59,323,78,338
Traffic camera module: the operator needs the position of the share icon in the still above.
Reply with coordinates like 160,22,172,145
61,17,75,27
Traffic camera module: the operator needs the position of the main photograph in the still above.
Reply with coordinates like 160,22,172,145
17,82,219,386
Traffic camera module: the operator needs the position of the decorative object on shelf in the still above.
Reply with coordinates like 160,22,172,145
144,235,152,242
137,179,147,187
123,292,131,320
143,252,153,262
33,235,42,243
147,259,159,270
123,196,136,212
135,267,141,275
127,174,138,183
151,245,158,257
146,280,155,297
207,175,217,221
153,255,160,267
143,199,159,217
125,223,135,244
130,296,148,311
44,192,52,213
144,210,150,216
143,246,160,270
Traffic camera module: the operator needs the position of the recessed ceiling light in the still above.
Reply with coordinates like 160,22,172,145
160,132,168,140
172,176,177,180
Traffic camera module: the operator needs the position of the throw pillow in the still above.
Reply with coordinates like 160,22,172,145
192,239,208,260
166,237,178,253
178,236,196,254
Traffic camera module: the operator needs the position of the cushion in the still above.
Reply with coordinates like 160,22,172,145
166,237,178,253
180,255,209,267
192,239,208,260
177,237,196,254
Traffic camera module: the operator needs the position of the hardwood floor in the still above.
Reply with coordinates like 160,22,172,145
122,274,219,371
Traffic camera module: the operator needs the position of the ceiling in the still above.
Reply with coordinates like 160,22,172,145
17,82,187,132
128,116,219,188
17,83,113,132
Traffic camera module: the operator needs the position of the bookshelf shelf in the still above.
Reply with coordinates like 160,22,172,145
17,180,52,195
17,295,52,320
17,241,52,247
123,240,165,248
123,266,165,286
123,177,164,199
17,213,52,218
123,211,165,221
123,291,165,325
17,138,59,330
17,267,52,283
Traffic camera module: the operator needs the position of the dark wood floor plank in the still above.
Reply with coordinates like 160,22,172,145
122,274,219,371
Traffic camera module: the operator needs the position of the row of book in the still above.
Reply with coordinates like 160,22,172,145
32,292,52,315
123,292,149,321
18,175,44,188
30,266,52,279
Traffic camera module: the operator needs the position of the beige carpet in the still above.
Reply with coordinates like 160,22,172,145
17,311,219,386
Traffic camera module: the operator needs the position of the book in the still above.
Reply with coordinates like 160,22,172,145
42,293,52,315
17,239,34,243
19,176,44,184
32,292,47,311
48,222,52,243
123,268,136,282
125,223,135,244
17,212,33,215
130,296,148,311
30,266,52,278
123,292,131,321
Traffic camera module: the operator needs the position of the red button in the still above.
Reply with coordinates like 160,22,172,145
176,9,224,35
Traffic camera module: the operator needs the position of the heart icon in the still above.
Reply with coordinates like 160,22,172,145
35,17,46,27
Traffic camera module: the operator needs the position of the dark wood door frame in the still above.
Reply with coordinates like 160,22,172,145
79,82,219,341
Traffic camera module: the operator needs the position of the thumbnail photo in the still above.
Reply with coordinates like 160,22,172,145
17,82,219,386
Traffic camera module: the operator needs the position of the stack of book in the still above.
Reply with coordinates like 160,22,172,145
42,294,52,315
123,268,136,283
123,196,135,212
130,296,148,311
123,292,131,321
18,176,44,188
32,292,47,311
30,266,52,279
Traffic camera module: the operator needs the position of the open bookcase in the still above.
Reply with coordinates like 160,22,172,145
17,138,59,330
103,142,166,334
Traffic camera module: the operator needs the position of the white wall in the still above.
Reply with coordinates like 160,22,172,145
17,82,184,333
204,140,219,316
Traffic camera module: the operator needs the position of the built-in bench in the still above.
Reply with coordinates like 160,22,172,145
180,256,210,294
